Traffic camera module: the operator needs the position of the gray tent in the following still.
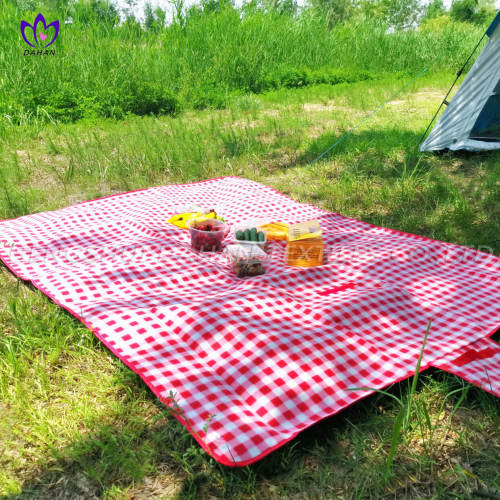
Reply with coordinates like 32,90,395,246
420,11,500,151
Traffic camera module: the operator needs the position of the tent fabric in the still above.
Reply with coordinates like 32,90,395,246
420,12,500,152
0,177,499,466
470,93,500,140
486,10,500,36
470,79,500,141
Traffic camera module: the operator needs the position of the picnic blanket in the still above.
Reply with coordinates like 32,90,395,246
0,176,499,466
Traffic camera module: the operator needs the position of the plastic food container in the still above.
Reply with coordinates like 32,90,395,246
226,244,269,278
188,218,228,252
232,223,267,249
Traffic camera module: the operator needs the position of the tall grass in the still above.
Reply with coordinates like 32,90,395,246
0,1,486,124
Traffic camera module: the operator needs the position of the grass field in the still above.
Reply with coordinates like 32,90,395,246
0,3,487,126
1,67,499,499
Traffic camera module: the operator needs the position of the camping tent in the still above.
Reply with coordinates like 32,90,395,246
420,11,500,152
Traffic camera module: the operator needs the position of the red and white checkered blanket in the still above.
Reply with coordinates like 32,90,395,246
1,177,499,466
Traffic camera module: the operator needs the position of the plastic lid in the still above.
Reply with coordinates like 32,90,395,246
226,244,266,259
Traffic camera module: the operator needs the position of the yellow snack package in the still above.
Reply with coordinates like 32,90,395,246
288,220,322,241
287,238,324,267
259,222,289,241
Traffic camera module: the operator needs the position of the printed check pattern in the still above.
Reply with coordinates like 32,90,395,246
0,177,498,466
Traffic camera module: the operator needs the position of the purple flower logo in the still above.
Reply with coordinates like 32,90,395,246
21,13,59,49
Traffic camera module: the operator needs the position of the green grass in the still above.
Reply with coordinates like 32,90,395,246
0,0,489,125
1,72,499,498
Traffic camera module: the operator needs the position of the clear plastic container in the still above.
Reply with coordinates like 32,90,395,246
226,244,269,278
188,218,228,252
232,223,267,249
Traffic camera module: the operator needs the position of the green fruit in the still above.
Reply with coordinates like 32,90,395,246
250,227,257,241
236,230,244,240
258,231,265,242
243,229,250,241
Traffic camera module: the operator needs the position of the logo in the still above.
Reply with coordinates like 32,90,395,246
21,13,59,55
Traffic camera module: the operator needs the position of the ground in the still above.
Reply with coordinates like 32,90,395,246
0,72,499,499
